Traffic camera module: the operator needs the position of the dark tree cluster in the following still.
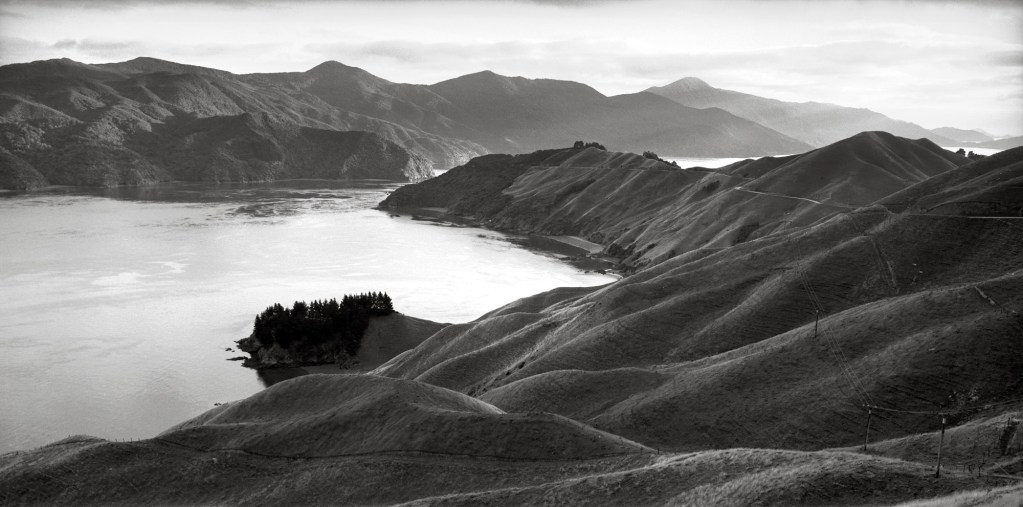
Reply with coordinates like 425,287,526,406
252,292,394,355
955,148,986,160
642,150,680,168
572,141,607,150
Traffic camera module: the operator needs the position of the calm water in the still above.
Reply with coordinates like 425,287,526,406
0,181,615,453
666,156,756,169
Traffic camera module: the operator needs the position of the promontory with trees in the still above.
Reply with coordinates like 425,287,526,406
236,292,395,369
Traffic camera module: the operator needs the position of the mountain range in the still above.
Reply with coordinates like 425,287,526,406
7,56,1016,191
4,133,1021,505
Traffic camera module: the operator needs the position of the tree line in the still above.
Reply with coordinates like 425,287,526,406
252,292,394,355
573,140,607,150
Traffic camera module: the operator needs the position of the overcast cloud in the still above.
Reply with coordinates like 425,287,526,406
0,0,1020,134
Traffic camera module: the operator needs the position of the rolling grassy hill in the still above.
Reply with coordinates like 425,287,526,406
2,134,1021,505
381,131,974,269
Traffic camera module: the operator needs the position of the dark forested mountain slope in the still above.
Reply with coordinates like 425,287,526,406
0,58,466,188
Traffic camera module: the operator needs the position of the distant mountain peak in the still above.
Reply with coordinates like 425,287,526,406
121,56,175,65
662,77,712,91
308,60,358,73
431,70,528,94
305,61,378,79
303,60,388,86
458,69,515,82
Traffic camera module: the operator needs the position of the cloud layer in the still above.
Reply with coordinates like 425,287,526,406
0,0,1020,134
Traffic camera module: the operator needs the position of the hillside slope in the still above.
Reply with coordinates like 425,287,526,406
2,434,997,506
382,132,971,269
647,77,957,148
2,136,1020,506
377,140,1022,455
159,374,651,459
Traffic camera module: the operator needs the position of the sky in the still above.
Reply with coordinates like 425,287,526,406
0,0,1020,136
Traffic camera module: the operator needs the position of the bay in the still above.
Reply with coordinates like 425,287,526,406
0,180,615,453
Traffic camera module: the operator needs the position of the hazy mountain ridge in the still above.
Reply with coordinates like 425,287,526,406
3,135,1021,505
647,77,961,148
956,135,1023,151
252,62,812,157
932,126,994,144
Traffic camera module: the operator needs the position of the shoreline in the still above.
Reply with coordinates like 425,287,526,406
384,206,621,275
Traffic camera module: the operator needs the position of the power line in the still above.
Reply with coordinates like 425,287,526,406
797,269,875,408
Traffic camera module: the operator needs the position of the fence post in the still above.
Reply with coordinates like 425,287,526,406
935,415,947,478
862,407,873,452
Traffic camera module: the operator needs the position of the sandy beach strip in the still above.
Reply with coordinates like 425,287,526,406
547,235,604,254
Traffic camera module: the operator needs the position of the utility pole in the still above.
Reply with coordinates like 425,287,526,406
862,407,873,452
935,414,947,478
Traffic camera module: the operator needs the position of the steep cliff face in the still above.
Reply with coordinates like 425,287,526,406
381,133,972,269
